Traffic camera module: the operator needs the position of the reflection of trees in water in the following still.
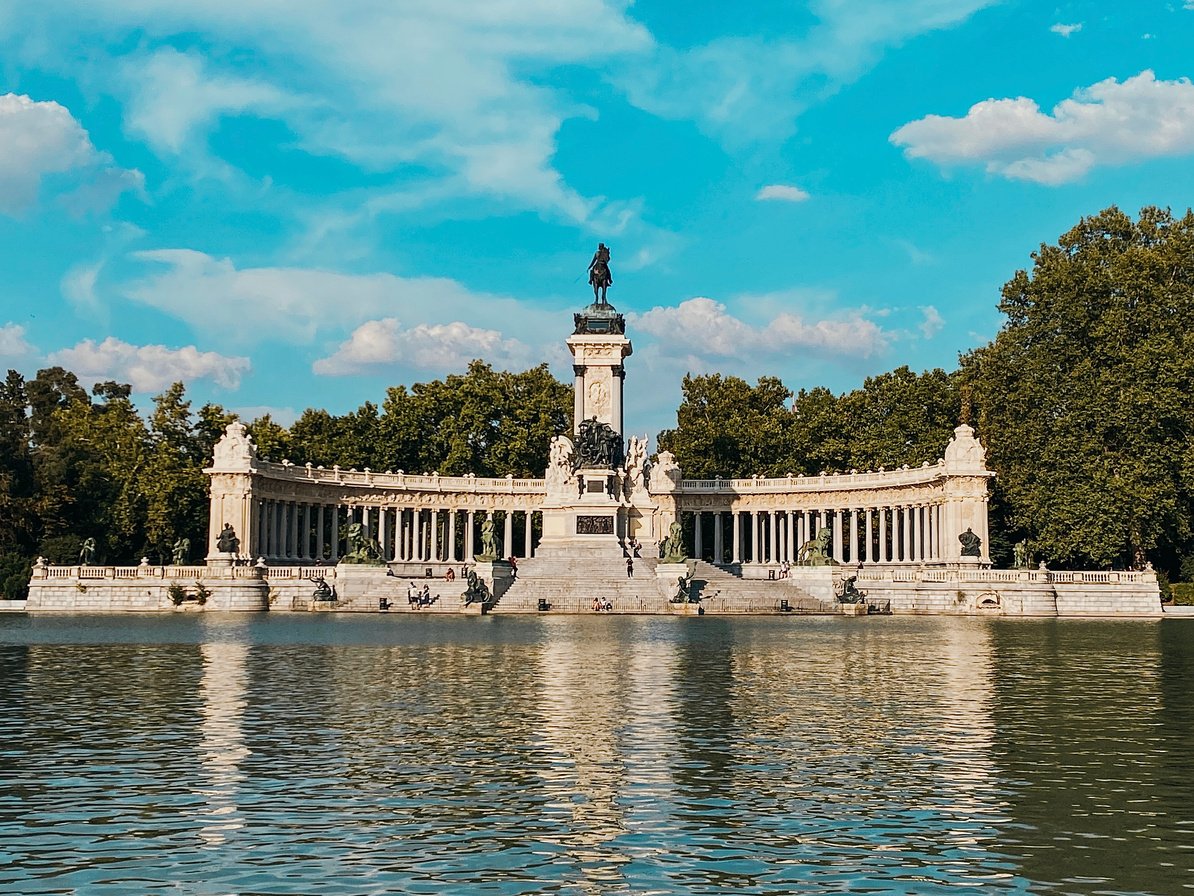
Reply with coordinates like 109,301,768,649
988,620,1189,894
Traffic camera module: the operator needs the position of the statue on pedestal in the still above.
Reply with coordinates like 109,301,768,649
659,521,687,562
478,519,498,560
588,242,613,306
959,528,982,558
216,524,240,554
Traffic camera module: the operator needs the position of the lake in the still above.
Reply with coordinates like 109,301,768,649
1,614,1191,895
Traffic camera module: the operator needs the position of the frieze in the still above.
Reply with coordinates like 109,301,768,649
576,515,615,535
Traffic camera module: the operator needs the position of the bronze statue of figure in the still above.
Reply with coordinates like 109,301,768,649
959,527,982,558
588,243,612,305
216,524,240,554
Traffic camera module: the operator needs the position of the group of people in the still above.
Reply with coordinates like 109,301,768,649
591,597,614,612
778,560,791,578
407,581,434,608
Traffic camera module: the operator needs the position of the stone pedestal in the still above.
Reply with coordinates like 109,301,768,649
206,552,238,568
657,561,692,604
469,559,515,605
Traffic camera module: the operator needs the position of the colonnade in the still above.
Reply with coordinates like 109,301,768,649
683,504,945,566
251,499,540,564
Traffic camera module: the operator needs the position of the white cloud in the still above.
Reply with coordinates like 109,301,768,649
0,323,37,364
314,318,533,375
918,305,945,338
891,70,1194,183
756,184,810,202
8,1,651,226
0,93,141,215
617,0,997,145
632,297,889,359
61,261,104,313
123,249,536,345
1050,23,1082,37
48,337,249,391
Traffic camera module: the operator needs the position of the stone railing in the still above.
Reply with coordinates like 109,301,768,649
35,564,265,580
856,567,1155,585
254,460,547,494
677,462,956,495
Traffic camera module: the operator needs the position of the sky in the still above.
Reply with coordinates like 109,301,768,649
2,0,1194,445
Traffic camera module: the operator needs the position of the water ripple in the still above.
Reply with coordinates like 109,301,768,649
0,615,1191,894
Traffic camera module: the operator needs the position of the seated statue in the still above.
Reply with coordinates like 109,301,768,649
312,576,335,601
959,527,982,558
216,524,240,554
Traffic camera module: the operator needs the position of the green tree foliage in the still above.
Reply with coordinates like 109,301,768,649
963,206,1194,570
379,361,570,476
657,374,796,478
143,384,209,563
658,368,960,479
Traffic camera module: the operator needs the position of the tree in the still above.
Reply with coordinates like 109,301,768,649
143,383,208,563
657,374,796,478
378,361,569,476
962,206,1194,570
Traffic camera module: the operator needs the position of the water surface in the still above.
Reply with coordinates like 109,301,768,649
1,614,1191,895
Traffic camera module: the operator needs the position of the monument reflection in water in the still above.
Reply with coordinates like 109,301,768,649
0,614,1191,895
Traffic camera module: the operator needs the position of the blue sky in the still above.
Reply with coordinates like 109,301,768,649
2,1,1194,443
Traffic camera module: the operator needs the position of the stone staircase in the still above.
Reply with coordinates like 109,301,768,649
686,561,838,614
492,555,666,613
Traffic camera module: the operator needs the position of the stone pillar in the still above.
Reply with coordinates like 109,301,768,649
849,509,858,564
503,510,513,560
572,365,585,433
865,509,874,563
768,511,777,564
693,511,703,560
713,512,724,564
832,510,843,563
732,511,741,563
523,511,533,558
427,508,437,561
902,506,911,562
329,505,339,563
466,510,475,559
748,510,758,563
316,505,325,561
913,505,923,561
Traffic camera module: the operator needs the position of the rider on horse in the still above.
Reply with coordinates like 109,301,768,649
589,243,612,305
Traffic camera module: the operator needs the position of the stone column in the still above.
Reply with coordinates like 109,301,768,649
768,511,777,564
572,365,585,433
466,510,475,560
713,512,723,564
849,509,859,564
913,505,923,561
865,509,874,563
748,510,758,563
427,508,438,561
327,505,338,563
832,510,843,563
732,511,741,564
503,510,513,560
693,511,703,560
316,505,325,561
902,506,912,562
523,510,532,558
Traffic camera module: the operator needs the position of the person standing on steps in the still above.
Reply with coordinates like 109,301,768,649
626,556,634,578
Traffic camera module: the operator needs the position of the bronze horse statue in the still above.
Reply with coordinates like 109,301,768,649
589,243,612,305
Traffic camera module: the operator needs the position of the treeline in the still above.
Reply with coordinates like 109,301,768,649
2,206,1192,593
0,361,569,597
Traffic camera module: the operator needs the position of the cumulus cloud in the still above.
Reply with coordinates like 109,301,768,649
756,184,810,202
891,70,1194,184
0,323,37,363
314,318,533,375
1050,23,1082,37
0,93,141,215
123,249,534,345
632,297,889,359
48,337,249,391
